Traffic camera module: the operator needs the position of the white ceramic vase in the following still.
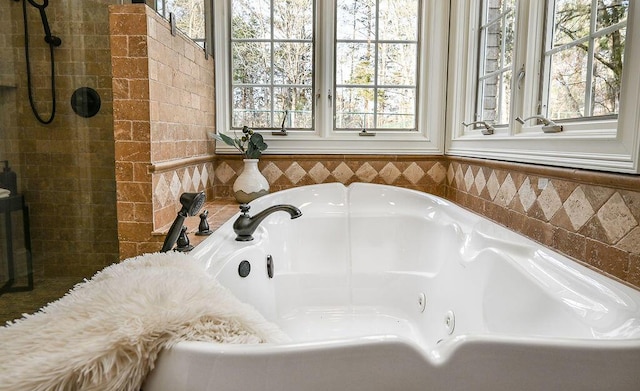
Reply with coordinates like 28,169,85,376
233,159,269,203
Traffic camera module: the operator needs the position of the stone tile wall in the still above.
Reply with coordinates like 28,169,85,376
446,157,640,288
4,0,119,278
212,155,448,198
110,5,215,259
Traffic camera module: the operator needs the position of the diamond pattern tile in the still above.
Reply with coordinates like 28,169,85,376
495,174,516,207
597,192,638,243
379,162,401,184
154,174,169,207
486,171,500,200
403,162,425,185
356,163,378,182
181,168,192,192
428,162,447,184
333,162,355,183
454,165,464,189
285,162,306,184
170,172,181,200
537,182,562,221
309,162,331,183
446,164,455,185
474,168,486,195
215,162,235,184
191,166,201,191
564,187,595,231
518,177,537,212
262,162,283,184
201,165,209,188
464,167,474,192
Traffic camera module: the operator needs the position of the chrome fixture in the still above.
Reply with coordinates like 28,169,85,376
515,115,563,133
462,121,494,135
233,204,302,241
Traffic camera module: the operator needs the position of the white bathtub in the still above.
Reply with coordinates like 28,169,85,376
143,183,640,391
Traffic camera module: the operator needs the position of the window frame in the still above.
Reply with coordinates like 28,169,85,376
213,0,448,155
447,0,640,174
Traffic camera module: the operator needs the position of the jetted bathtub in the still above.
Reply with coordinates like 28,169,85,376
143,183,640,391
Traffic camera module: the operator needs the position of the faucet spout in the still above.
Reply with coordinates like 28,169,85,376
233,203,302,241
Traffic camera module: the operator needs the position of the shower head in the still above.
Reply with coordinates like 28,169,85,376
179,192,206,217
161,191,206,252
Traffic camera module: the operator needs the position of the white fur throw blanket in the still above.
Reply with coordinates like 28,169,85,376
0,252,289,391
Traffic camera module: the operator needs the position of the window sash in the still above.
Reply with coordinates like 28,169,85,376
229,0,316,131
333,0,421,131
447,0,640,174
541,0,628,120
475,1,515,127
213,0,448,155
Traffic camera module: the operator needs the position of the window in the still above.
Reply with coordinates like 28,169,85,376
214,0,448,154
476,0,516,127
334,0,419,131
542,0,628,120
230,0,314,130
447,0,640,173
153,0,207,48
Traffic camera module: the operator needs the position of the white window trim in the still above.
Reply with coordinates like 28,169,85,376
213,0,448,155
447,0,640,174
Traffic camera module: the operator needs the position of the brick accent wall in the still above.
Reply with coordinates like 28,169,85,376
109,5,215,259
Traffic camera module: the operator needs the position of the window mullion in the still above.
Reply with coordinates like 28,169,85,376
583,0,598,117
372,0,380,130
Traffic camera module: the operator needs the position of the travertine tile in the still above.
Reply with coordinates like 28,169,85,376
379,162,401,184
356,162,378,182
563,187,595,231
332,162,355,183
474,168,487,195
285,162,306,184
403,162,425,185
495,174,517,207
537,182,562,221
517,177,537,212
486,171,500,200
596,192,637,244
427,162,447,184
463,166,475,192
617,227,640,254
262,162,284,184
214,162,235,184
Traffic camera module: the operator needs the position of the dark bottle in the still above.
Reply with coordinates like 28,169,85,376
0,161,18,195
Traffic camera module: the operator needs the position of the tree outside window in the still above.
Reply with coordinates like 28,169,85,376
544,0,628,119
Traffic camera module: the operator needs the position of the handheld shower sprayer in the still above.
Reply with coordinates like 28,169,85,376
161,192,206,252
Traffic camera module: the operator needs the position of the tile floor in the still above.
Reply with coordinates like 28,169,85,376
0,277,83,325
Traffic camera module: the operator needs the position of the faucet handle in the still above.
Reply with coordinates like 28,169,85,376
239,204,251,215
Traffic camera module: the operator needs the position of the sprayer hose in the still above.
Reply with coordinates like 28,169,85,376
22,0,57,125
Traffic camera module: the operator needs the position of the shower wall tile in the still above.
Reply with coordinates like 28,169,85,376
445,157,640,288
4,0,120,278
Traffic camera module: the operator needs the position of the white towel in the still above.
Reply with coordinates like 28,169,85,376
0,252,289,391
0,188,9,198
